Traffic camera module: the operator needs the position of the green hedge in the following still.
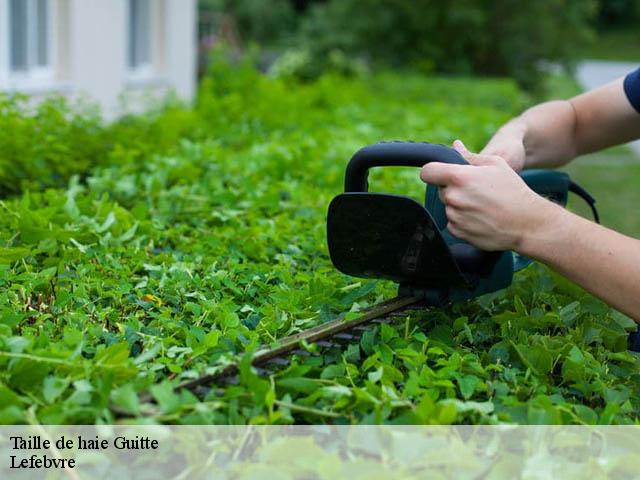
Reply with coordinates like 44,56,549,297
0,96,104,195
0,94,201,197
1,62,637,425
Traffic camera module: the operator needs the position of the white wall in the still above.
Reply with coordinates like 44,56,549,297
164,0,196,102
67,0,128,116
0,0,197,119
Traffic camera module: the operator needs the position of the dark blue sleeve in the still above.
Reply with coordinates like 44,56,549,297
624,67,640,113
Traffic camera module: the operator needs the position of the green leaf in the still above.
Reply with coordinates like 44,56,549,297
111,384,140,415
43,376,69,403
441,399,494,415
0,382,25,407
0,247,31,264
150,382,181,414
133,342,162,365
559,301,580,327
360,329,377,356
0,309,23,329
562,346,587,383
611,311,637,331
512,342,553,375
320,385,352,399
457,375,480,400
276,377,319,394
344,343,360,363
367,367,383,384
320,364,344,380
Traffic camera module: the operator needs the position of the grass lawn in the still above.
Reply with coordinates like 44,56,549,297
565,150,640,237
578,28,640,62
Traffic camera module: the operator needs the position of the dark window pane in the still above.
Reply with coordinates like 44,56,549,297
128,0,136,67
9,0,28,71
129,0,151,69
139,0,150,64
36,0,48,66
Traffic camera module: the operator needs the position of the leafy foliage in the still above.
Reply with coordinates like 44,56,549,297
200,0,299,45
0,60,637,425
0,93,202,197
596,0,640,27
280,0,597,91
0,95,104,196
200,1,597,90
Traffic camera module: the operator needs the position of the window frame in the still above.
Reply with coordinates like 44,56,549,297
1,0,55,90
0,0,8,87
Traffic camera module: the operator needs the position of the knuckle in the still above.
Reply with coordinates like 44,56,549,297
444,190,464,208
443,194,455,207
445,206,459,222
420,164,436,181
450,170,466,186
447,222,463,238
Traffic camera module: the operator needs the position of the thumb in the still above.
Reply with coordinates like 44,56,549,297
453,139,500,167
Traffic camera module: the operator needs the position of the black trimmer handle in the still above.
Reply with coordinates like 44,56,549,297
344,141,468,192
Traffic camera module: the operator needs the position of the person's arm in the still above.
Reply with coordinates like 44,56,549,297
420,142,640,321
520,200,640,320
483,76,640,170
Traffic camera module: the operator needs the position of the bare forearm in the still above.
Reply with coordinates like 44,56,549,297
519,202,640,320
494,101,578,168
483,78,640,170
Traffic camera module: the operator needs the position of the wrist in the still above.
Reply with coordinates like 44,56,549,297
498,120,527,140
483,121,528,171
513,197,568,258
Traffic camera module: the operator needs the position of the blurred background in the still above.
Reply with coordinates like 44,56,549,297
3,1,639,110
2,1,638,112
0,0,196,118
0,0,639,232
196,0,638,88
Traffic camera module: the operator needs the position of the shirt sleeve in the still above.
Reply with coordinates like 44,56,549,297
623,67,640,113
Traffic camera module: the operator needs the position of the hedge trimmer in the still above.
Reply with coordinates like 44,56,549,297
327,141,599,305
123,142,601,410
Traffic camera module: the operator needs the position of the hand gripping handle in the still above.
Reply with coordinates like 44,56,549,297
344,141,502,278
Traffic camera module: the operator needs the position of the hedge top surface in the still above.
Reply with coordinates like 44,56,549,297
0,61,637,425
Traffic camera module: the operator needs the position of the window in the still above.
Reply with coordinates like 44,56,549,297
128,0,152,72
9,0,50,74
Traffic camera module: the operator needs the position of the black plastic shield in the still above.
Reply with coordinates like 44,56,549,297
327,193,468,287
